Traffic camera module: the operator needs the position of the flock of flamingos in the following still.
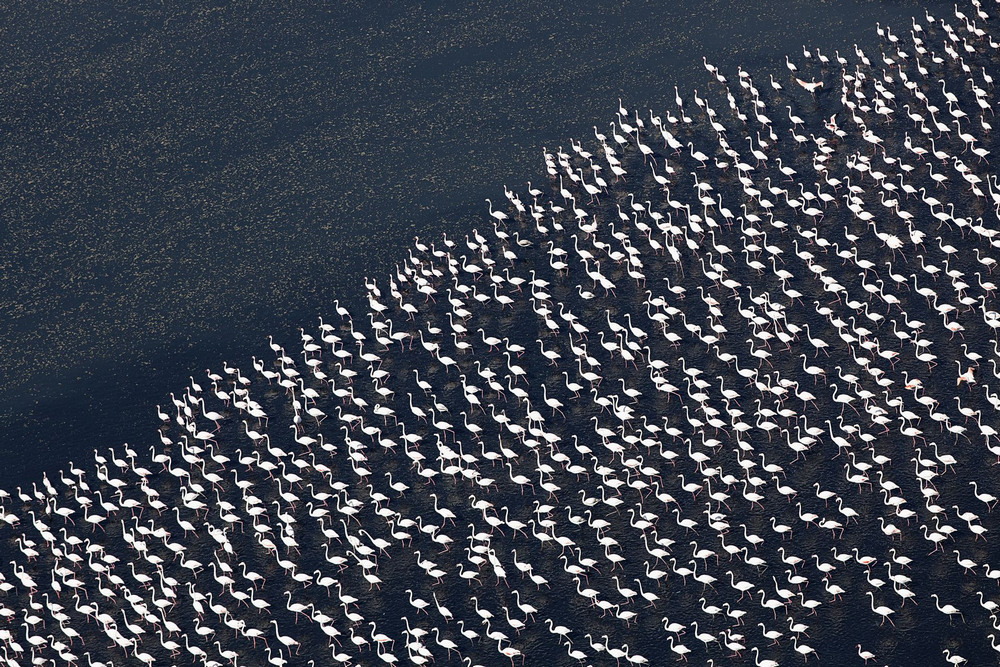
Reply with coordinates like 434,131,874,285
6,0,1000,665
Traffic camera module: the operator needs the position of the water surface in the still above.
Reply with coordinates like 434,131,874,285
0,0,948,488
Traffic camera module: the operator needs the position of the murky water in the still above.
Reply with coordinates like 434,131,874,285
4,1,1000,665
0,0,949,489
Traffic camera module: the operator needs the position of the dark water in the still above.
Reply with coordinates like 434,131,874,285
0,0,951,490
3,2,1000,665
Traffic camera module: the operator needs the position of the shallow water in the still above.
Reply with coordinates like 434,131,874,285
0,0,950,490
7,2,994,665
